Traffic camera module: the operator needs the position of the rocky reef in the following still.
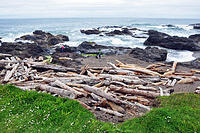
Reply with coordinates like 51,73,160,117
144,30,200,51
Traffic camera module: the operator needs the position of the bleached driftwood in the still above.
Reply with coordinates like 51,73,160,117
95,107,124,117
109,85,160,98
4,63,19,82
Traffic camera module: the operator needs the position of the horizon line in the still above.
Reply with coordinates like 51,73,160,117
0,17,200,20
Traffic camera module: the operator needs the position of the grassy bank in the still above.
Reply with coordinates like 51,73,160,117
0,85,200,133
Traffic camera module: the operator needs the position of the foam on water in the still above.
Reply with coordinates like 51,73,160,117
1,32,32,42
167,50,195,62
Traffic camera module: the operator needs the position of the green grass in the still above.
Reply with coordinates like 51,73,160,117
0,85,200,133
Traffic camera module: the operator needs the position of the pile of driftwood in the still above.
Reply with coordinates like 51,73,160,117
0,54,200,117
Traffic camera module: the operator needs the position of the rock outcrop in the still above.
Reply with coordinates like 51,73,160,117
144,30,200,51
0,42,45,58
129,47,167,62
15,30,69,45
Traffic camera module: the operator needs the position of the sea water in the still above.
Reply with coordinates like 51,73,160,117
0,18,200,62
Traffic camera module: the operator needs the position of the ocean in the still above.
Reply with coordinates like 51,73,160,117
0,18,200,62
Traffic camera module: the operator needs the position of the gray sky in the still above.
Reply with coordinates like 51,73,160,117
0,0,199,18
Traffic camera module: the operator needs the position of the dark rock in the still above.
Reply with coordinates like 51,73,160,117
0,42,45,58
15,30,69,46
194,25,200,29
105,30,123,36
77,41,131,55
33,30,48,35
190,23,200,29
181,58,200,69
47,36,63,45
144,30,200,51
121,28,133,36
55,45,77,53
129,47,167,62
80,29,101,35
105,29,132,36
17,35,37,41
57,34,69,41
78,41,107,50
163,24,176,28
189,34,200,42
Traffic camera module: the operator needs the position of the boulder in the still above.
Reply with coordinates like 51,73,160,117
144,30,200,51
0,42,45,58
80,29,101,35
129,47,167,62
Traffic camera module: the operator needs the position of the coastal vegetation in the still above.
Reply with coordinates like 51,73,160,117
1,85,199,133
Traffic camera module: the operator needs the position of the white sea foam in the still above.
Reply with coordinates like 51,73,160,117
176,25,193,31
167,50,195,62
1,32,32,42
57,41,80,47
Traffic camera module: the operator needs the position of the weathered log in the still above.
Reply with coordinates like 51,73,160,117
159,87,164,96
99,74,145,85
75,100,92,110
90,93,102,101
80,65,88,75
119,65,161,76
95,107,124,117
108,101,125,113
177,78,195,84
65,83,121,104
51,80,84,96
174,73,194,76
163,61,177,77
87,70,95,77
191,69,200,74
0,53,12,58
94,81,104,88
56,72,88,78
4,63,19,82
120,96,150,105
135,85,158,91
110,81,129,87
39,84,77,99
110,85,160,98
31,64,77,72
146,63,166,69
108,69,135,75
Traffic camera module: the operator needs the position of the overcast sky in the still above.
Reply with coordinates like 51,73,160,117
0,0,199,19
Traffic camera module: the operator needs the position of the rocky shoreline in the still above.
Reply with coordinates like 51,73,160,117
0,27,200,69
